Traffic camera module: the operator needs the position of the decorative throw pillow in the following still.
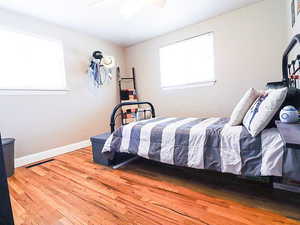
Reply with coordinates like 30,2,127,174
229,88,261,126
243,87,288,137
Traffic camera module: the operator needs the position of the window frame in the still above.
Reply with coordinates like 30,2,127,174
0,25,69,95
159,32,216,90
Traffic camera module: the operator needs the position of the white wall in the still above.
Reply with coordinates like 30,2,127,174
125,0,287,118
0,9,125,158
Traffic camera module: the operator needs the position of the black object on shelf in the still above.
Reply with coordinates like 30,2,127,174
0,135,14,225
2,138,15,177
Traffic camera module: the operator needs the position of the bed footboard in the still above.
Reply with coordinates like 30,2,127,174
110,101,156,133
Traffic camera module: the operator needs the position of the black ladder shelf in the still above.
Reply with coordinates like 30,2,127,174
117,67,139,125
117,67,137,91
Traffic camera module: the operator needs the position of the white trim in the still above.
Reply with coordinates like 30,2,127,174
162,80,216,90
15,140,91,168
160,31,214,48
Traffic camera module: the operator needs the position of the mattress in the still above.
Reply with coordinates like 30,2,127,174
102,117,285,177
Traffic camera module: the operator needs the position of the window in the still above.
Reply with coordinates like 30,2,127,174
0,27,66,92
159,32,215,89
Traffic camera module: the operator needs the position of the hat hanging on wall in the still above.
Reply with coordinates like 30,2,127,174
92,51,103,60
101,55,115,69
88,51,116,88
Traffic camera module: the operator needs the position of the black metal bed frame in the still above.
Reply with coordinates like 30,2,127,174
108,101,156,169
110,101,156,133
267,34,300,109
282,34,300,88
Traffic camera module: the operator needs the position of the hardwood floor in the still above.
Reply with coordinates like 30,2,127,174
8,147,300,225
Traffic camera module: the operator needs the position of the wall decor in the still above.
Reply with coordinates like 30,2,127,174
292,0,296,27
88,51,116,88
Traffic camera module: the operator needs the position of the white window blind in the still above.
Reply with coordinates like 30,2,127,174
159,32,215,89
0,28,66,91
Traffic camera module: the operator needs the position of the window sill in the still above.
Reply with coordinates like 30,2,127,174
0,89,70,95
161,80,216,90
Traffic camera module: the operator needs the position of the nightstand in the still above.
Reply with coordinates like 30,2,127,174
275,121,300,193
276,121,300,149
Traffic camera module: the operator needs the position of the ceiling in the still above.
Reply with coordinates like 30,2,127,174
0,0,263,47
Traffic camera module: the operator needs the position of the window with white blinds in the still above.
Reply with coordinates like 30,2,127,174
160,32,215,89
0,28,66,92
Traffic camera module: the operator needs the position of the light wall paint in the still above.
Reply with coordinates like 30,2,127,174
125,0,287,118
0,8,125,158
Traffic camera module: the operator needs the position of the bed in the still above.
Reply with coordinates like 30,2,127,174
97,34,300,186
103,117,284,177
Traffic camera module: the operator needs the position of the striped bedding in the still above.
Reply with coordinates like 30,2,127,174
102,117,285,177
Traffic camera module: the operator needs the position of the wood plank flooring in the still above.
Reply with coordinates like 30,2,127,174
8,147,300,225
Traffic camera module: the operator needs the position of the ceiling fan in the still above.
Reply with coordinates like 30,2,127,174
89,0,167,18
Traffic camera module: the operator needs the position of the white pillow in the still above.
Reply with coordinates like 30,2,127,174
229,88,261,126
243,87,288,137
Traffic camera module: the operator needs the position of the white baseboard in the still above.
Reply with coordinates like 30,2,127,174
15,140,91,168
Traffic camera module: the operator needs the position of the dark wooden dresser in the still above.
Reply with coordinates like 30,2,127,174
275,121,300,193
276,121,300,148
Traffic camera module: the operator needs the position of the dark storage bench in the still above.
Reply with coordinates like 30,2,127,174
91,133,133,167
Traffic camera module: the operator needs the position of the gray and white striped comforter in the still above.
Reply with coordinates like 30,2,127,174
102,117,284,177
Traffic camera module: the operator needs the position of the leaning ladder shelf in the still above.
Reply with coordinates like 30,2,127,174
117,67,139,125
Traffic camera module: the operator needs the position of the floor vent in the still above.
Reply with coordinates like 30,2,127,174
25,159,55,168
